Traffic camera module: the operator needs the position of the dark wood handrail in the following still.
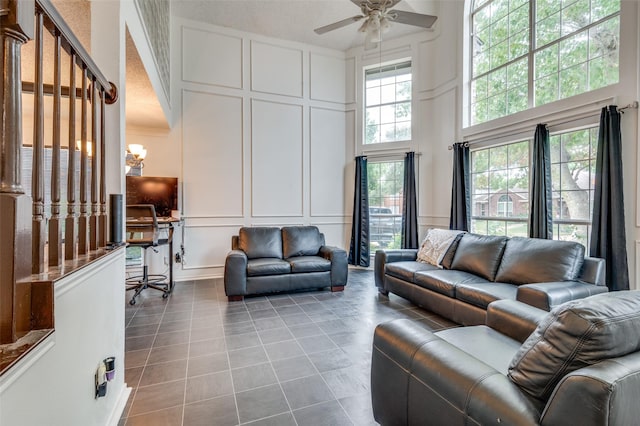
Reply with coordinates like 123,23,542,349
35,0,117,104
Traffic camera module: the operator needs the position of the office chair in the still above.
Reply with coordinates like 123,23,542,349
125,204,171,305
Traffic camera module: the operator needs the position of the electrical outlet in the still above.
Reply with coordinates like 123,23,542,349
175,252,181,263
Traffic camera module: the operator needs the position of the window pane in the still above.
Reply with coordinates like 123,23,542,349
550,127,597,247
471,140,530,235
470,0,619,124
365,61,412,144
366,87,380,106
368,161,404,252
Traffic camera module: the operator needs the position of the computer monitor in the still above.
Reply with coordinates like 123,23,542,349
126,176,178,218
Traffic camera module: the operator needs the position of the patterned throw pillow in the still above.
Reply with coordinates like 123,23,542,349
417,228,464,266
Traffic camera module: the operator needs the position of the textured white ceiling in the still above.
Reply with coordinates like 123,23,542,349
171,0,441,51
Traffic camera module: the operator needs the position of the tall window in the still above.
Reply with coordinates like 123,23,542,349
470,126,598,247
365,61,412,144
470,0,620,125
368,161,404,251
550,127,597,246
471,141,529,236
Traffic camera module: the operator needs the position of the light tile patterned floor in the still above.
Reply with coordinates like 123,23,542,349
119,269,456,425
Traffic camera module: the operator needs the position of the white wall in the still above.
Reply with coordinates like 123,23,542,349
0,251,129,426
128,19,352,280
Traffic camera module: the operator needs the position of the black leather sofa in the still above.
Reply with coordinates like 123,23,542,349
224,226,347,301
372,291,640,425
375,233,607,325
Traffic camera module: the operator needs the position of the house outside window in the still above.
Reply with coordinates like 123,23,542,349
469,0,620,125
470,127,597,247
365,61,412,144
471,141,529,236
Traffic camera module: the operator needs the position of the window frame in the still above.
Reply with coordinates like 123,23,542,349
465,0,621,128
363,60,413,145
469,123,599,246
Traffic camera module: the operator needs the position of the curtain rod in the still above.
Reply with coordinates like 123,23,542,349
619,101,639,112
358,151,422,159
447,142,469,150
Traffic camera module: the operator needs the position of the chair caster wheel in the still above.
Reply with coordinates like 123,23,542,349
129,299,136,305
162,293,169,299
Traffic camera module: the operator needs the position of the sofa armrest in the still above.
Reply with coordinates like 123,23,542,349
224,250,248,297
517,281,609,311
542,352,640,425
319,246,347,287
578,256,606,286
487,300,547,343
374,249,418,290
372,319,542,426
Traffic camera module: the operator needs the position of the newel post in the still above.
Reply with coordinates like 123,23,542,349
0,0,34,343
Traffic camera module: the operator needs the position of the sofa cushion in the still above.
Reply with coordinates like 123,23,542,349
247,258,291,277
288,256,331,273
508,291,640,401
450,234,508,281
239,227,283,259
441,233,465,270
385,261,439,283
282,226,324,259
456,282,518,309
414,269,489,298
495,237,585,285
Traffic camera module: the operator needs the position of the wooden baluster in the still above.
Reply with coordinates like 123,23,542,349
49,31,63,267
99,91,107,247
32,11,46,274
90,78,98,250
0,0,34,343
65,53,77,260
78,66,88,255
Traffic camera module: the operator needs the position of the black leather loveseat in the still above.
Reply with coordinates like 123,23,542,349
372,291,640,425
224,226,347,301
375,233,607,325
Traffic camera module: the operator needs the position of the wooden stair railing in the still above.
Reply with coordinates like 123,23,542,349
0,0,118,353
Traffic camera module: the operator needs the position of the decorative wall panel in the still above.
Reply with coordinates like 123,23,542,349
182,27,242,88
251,100,303,216
310,107,347,216
310,53,346,103
251,41,303,97
182,90,243,217
182,225,239,269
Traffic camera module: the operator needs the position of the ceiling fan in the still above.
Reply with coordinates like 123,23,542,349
314,0,438,44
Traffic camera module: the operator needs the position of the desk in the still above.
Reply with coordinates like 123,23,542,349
126,216,181,295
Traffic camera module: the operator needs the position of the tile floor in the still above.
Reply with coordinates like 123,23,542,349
120,268,457,425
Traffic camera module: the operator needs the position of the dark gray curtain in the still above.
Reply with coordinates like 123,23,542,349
590,106,629,291
401,152,418,249
348,156,370,267
449,142,470,231
529,124,553,239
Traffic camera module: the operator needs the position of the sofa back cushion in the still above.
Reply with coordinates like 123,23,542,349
508,291,640,401
282,226,324,259
238,227,283,259
495,237,585,285
449,234,508,281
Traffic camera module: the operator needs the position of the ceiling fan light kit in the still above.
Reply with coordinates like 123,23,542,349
314,0,437,44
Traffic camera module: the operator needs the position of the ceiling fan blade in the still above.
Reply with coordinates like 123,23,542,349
389,10,438,29
359,0,402,8
314,15,364,34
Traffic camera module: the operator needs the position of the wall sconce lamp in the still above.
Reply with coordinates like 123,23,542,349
125,144,147,175
75,140,93,157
